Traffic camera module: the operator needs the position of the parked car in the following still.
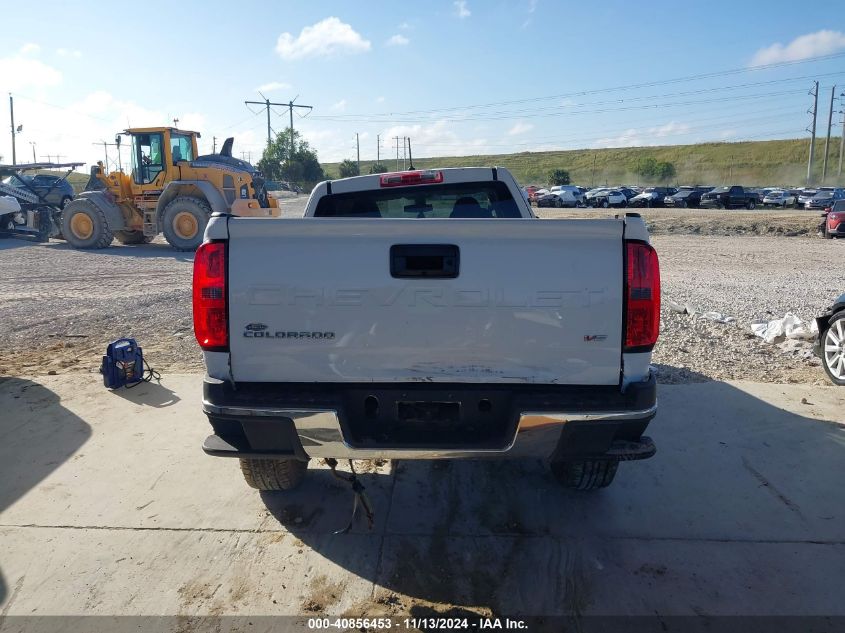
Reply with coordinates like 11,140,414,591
762,190,798,208
805,190,845,211
617,187,638,202
528,188,549,205
629,187,677,208
700,186,760,209
537,191,572,207
196,167,661,491
589,189,628,208
664,186,712,208
797,189,818,206
813,292,845,385
0,173,74,208
584,188,609,204
549,185,585,206
824,199,845,239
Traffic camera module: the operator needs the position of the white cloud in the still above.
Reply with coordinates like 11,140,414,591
375,96,385,103
20,43,40,55
56,48,82,58
275,17,371,60
256,81,291,93
750,30,845,66
592,120,693,148
522,0,538,27
331,99,347,111
651,121,690,138
508,121,534,136
0,54,62,91
454,1,471,18
386,34,409,47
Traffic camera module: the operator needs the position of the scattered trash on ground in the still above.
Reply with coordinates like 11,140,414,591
750,313,818,344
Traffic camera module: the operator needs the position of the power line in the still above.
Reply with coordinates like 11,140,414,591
311,88,813,124
309,54,845,120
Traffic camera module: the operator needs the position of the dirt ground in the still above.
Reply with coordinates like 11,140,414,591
0,207,839,386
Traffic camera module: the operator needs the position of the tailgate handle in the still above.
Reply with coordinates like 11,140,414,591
390,244,460,279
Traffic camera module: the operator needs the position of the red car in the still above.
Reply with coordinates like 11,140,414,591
825,200,845,239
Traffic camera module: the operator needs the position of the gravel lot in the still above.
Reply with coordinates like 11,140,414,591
0,202,841,385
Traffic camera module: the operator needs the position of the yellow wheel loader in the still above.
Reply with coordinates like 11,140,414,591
62,128,279,251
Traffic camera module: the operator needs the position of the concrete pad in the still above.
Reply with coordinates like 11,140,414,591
1,374,844,617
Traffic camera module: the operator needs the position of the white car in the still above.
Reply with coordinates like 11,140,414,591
762,190,797,208
550,185,585,206
549,185,581,207
589,189,627,208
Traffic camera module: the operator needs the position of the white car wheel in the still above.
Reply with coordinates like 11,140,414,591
823,316,845,385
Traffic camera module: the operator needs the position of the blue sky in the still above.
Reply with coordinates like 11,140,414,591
1,0,844,169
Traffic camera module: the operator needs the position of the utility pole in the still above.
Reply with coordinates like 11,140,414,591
376,134,380,163
355,133,360,173
822,84,836,182
402,136,407,169
394,136,400,170
407,137,415,170
807,81,819,186
838,96,845,178
9,93,17,165
244,94,312,178
29,141,36,163
212,136,217,153
173,117,179,128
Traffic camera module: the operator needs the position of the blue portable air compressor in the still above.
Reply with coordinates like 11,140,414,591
100,338,144,389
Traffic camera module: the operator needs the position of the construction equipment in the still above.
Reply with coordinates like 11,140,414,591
0,162,84,242
63,128,279,251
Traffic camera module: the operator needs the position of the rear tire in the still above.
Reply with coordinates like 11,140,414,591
239,458,309,491
747,200,756,210
115,230,153,245
821,313,845,386
601,199,609,209
162,196,210,251
61,199,113,249
551,459,619,490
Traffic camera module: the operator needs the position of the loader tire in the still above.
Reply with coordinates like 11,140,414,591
239,458,308,491
115,230,153,245
550,459,618,490
62,199,113,249
162,196,210,251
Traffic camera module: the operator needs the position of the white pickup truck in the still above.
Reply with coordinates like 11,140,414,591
194,167,660,491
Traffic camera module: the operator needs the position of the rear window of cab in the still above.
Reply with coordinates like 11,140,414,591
314,181,521,218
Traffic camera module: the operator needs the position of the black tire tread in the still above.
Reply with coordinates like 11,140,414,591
551,459,619,490
162,196,211,251
239,458,308,490
62,199,113,249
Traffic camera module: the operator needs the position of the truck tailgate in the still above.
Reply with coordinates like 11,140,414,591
227,218,624,385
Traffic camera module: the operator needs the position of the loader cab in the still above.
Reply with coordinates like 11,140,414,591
126,127,199,186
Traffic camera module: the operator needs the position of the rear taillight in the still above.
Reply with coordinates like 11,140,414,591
380,170,443,187
193,241,228,351
624,241,660,352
